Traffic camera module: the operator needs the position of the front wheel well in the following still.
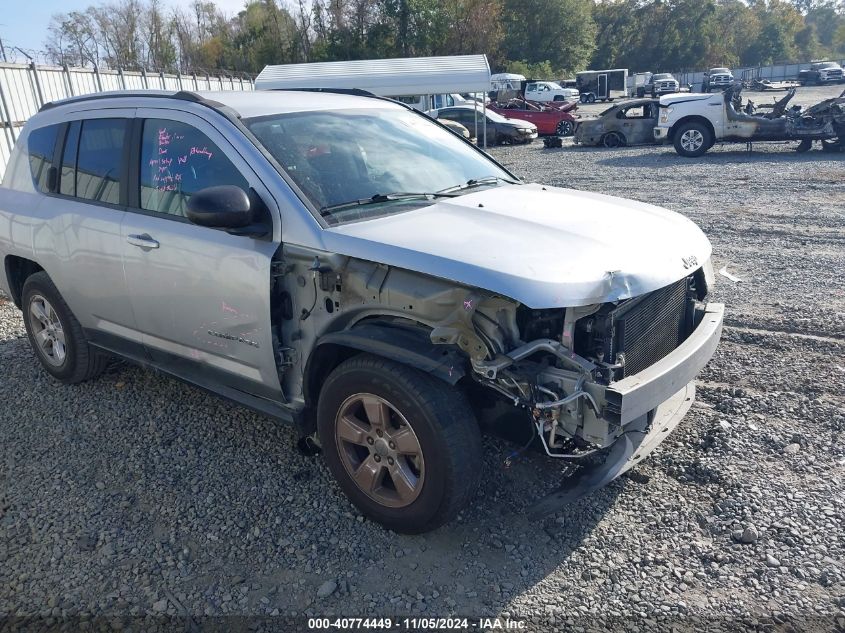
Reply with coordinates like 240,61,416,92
4,256,44,308
301,323,471,433
669,116,716,144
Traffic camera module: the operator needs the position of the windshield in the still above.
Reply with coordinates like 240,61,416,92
246,108,515,226
545,82,564,89
711,68,730,74
653,74,673,80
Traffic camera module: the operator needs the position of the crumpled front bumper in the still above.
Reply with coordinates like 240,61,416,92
529,302,724,516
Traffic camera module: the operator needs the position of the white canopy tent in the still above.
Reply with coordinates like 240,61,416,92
255,54,491,146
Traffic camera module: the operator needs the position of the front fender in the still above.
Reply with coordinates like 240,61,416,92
308,322,467,391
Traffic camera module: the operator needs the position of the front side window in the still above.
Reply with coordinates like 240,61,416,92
247,107,514,226
139,119,249,217
76,119,126,205
27,125,59,193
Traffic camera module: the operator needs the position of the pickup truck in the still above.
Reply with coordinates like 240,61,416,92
798,62,844,85
524,81,579,102
654,86,843,156
637,73,680,98
0,89,723,533
702,68,734,92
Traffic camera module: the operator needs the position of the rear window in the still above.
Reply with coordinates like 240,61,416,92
27,125,59,193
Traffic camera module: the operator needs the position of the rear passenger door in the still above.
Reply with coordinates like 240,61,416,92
30,111,139,349
120,108,283,402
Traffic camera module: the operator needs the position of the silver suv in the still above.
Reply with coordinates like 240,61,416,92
0,90,723,533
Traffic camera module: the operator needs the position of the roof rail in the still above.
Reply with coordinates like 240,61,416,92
38,90,227,113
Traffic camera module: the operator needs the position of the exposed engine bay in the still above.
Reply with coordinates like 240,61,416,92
459,265,712,460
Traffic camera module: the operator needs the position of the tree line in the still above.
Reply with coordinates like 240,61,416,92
44,0,845,78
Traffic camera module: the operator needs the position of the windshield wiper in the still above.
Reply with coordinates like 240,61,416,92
436,175,521,195
320,192,457,215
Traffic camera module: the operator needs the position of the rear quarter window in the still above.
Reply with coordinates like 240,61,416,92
27,124,60,193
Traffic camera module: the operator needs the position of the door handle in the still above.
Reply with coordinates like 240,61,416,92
126,234,160,249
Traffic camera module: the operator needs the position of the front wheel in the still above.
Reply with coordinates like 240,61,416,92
21,271,108,383
317,355,482,533
556,120,574,136
673,122,712,157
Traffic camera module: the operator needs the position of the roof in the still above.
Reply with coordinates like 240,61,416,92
37,89,403,120
255,55,491,96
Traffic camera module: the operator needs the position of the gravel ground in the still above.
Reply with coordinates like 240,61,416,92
1,83,844,632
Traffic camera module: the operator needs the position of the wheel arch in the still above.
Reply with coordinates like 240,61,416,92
669,116,715,143
302,321,468,421
4,255,44,308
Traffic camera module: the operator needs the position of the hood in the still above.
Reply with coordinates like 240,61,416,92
660,93,714,106
321,184,712,309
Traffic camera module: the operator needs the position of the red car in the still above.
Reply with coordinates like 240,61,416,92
489,99,579,136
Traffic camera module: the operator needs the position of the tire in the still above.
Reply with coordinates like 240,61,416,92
636,88,645,98
587,93,596,104
21,271,108,383
556,120,574,136
317,354,482,533
673,121,712,157
601,131,626,148
579,94,588,104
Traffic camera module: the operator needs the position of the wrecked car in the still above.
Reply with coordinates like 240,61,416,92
489,98,578,136
0,89,723,534
573,98,659,147
655,85,845,156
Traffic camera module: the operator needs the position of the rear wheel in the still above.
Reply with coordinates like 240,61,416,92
587,93,596,103
317,354,482,533
601,131,626,148
21,272,108,383
673,122,712,157
556,120,574,136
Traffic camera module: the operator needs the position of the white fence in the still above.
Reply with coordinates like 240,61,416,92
675,59,845,89
0,62,254,176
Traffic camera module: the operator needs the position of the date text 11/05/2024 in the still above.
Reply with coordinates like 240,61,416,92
307,617,526,630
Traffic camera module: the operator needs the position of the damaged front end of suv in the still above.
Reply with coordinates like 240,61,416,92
291,183,724,519
452,261,722,515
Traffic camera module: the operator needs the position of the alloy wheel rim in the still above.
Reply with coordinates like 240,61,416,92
335,393,425,508
29,295,66,367
681,130,704,151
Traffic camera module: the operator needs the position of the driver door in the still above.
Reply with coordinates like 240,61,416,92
120,108,284,401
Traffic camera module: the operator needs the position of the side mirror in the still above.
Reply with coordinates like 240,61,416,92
186,185,252,228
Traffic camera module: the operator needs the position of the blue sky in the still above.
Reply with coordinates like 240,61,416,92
1,0,251,60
